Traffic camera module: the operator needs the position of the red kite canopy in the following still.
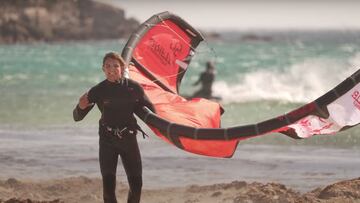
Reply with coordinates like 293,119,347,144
122,11,360,158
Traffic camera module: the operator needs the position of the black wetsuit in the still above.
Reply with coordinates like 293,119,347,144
193,71,215,99
73,79,155,203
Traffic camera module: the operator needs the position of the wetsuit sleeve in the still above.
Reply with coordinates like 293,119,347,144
73,86,98,122
73,104,94,121
135,85,156,114
193,75,201,86
87,86,99,104
193,72,205,86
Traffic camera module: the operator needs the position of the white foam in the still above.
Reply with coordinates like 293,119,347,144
213,53,360,104
1,73,29,81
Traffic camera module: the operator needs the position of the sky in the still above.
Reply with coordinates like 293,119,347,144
103,0,360,31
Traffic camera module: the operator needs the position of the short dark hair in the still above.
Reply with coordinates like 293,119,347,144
102,52,125,68
206,61,215,70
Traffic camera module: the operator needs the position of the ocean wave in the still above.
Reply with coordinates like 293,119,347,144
213,53,360,104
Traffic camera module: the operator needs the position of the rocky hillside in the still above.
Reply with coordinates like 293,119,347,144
0,0,139,44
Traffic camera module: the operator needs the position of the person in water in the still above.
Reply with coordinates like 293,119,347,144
73,52,155,203
192,60,216,99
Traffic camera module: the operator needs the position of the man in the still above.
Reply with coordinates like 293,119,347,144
73,52,155,203
192,61,216,99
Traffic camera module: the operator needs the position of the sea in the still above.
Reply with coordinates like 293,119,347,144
1,30,360,192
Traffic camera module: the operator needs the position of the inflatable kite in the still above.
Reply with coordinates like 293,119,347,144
121,11,360,158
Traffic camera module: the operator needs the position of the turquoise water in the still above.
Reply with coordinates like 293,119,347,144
1,33,360,145
1,31,360,188
0,40,123,125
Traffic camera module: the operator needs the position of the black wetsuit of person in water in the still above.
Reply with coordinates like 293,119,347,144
192,61,215,99
73,52,155,203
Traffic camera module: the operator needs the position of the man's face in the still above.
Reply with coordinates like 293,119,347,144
102,58,123,82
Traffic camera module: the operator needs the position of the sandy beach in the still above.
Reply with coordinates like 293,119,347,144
0,176,359,203
1,128,360,203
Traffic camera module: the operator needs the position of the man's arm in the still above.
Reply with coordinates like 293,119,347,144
73,92,95,121
193,72,205,86
142,93,156,113
193,76,201,86
135,86,156,114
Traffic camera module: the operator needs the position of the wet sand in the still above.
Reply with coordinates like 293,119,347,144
0,176,359,203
